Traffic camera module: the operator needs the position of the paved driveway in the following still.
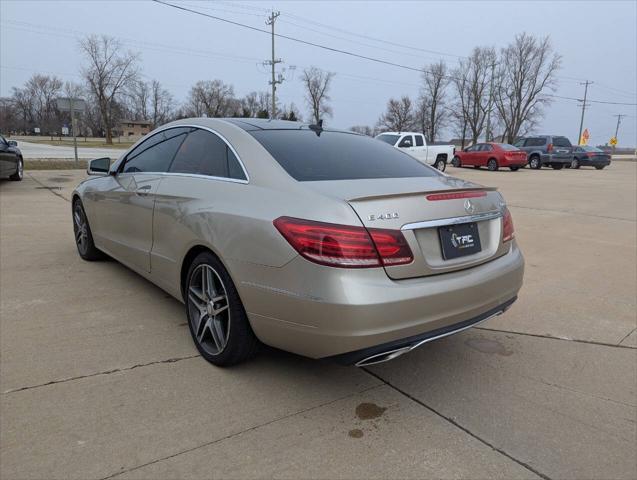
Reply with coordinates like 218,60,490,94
1,164,635,479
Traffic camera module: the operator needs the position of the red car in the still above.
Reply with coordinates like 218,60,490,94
451,142,528,171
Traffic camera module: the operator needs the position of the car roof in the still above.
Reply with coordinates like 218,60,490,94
377,132,422,136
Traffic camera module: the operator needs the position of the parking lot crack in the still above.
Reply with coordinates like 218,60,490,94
99,383,384,480
362,368,551,480
26,172,71,202
2,354,200,394
475,327,637,350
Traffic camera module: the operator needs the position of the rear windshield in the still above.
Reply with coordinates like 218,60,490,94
553,136,572,147
499,143,519,151
375,134,400,145
250,130,439,181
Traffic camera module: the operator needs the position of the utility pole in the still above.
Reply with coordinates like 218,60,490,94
265,10,283,119
612,114,625,153
485,62,496,142
577,80,592,145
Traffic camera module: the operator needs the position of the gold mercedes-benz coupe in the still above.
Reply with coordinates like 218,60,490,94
72,118,524,367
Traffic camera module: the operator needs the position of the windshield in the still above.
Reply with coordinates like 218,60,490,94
582,146,603,152
498,144,519,151
375,134,400,146
250,130,439,181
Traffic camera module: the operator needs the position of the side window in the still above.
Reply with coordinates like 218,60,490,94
482,144,493,151
398,135,413,148
466,145,477,152
514,139,525,147
123,127,189,173
414,135,424,147
169,128,247,180
525,138,545,147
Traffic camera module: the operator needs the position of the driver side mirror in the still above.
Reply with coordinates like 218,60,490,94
7,140,17,147
87,157,111,176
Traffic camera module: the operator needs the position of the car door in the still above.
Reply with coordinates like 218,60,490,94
479,144,494,166
411,134,429,163
462,144,479,165
87,127,190,273
149,127,249,295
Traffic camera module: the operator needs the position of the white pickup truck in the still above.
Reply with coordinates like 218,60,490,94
375,132,455,172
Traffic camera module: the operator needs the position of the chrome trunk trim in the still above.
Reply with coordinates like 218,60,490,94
401,210,502,231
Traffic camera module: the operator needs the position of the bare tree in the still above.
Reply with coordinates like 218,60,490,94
452,47,497,144
419,60,450,142
10,86,35,133
301,67,334,124
186,80,235,117
279,102,302,121
149,80,174,127
494,33,561,143
413,95,431,139
79,35,139,144
377,96,415,132
349,125,376,136
125,79,150,121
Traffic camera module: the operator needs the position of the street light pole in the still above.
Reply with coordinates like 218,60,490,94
577,80,592,145
265,10,282,119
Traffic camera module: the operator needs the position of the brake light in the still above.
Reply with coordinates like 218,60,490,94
502,207,515,242
273,217,413,268
426,191,487,201
547,143,553,153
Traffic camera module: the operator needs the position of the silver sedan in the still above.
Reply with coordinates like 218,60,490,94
72,118,524,367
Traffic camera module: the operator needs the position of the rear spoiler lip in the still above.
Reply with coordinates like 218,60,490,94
347,186,498,203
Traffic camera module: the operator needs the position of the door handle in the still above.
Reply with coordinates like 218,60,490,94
135,185,152,196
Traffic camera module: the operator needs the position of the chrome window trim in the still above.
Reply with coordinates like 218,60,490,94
115,171,249,185
117,123,250,183
401,209,502,231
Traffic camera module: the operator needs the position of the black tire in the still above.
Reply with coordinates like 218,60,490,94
185,251,259,366
451,156,461,168
510,166,520,171
9,158,23,181
595,165,605,170
487,158,499,171
433,157,446,172
552,164,564,170
529,155,541,169
571,158,580,169
72,199,105,261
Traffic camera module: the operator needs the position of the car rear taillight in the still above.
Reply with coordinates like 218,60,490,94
273,217,413,268
426,190,487,201
547,143,553,153
502,207,515,242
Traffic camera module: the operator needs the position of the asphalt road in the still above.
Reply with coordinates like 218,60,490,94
14,140,125,160
1,163,635,479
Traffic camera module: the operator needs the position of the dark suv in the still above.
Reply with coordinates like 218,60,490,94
514,135,574,170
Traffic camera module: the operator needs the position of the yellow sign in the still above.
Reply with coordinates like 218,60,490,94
610,136,618,146
579,128,590,145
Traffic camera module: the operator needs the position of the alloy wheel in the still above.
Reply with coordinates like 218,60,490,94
187,264,231,356
73,204,89,255
17,160,23,179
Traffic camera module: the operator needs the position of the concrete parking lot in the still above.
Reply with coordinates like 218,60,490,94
1,163,635,479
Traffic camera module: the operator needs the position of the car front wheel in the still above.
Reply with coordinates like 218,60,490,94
9,158,23,181
185,252,259,366
529,156,541,169
72,199,104,261
451,156,461,168
571,158,580,169
487,159,499,171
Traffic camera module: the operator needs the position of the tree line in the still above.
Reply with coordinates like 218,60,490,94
0,32,559,146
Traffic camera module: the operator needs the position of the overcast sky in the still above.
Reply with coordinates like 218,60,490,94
1,0,636,146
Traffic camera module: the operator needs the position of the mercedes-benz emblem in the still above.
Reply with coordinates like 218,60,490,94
464,199,475,214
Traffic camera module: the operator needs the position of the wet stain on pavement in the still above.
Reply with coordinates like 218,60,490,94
35,186,62,190
348,429,364,439
355,402,387,420
47,177,73,183
465,336,514,356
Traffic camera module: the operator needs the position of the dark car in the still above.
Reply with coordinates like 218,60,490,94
514,135,573,170
570,146,611,170
452,142,527,171
0,135,23,181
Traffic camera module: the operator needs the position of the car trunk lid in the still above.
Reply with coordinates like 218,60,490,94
305,176,509,279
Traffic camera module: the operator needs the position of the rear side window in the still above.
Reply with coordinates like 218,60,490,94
376,134,399,145
250,130,438,181
414,135,424,146
398,135,413,147
123,127,189,173
481,144,493,151
524,138,546,147
552,136,572,147
169,129,246,180
499,144,519,151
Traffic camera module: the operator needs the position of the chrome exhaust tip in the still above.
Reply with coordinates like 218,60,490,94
355,346,412,367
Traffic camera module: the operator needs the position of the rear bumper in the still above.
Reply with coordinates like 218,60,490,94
541,153,573,164
233,242,525,359
501,157,527,166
